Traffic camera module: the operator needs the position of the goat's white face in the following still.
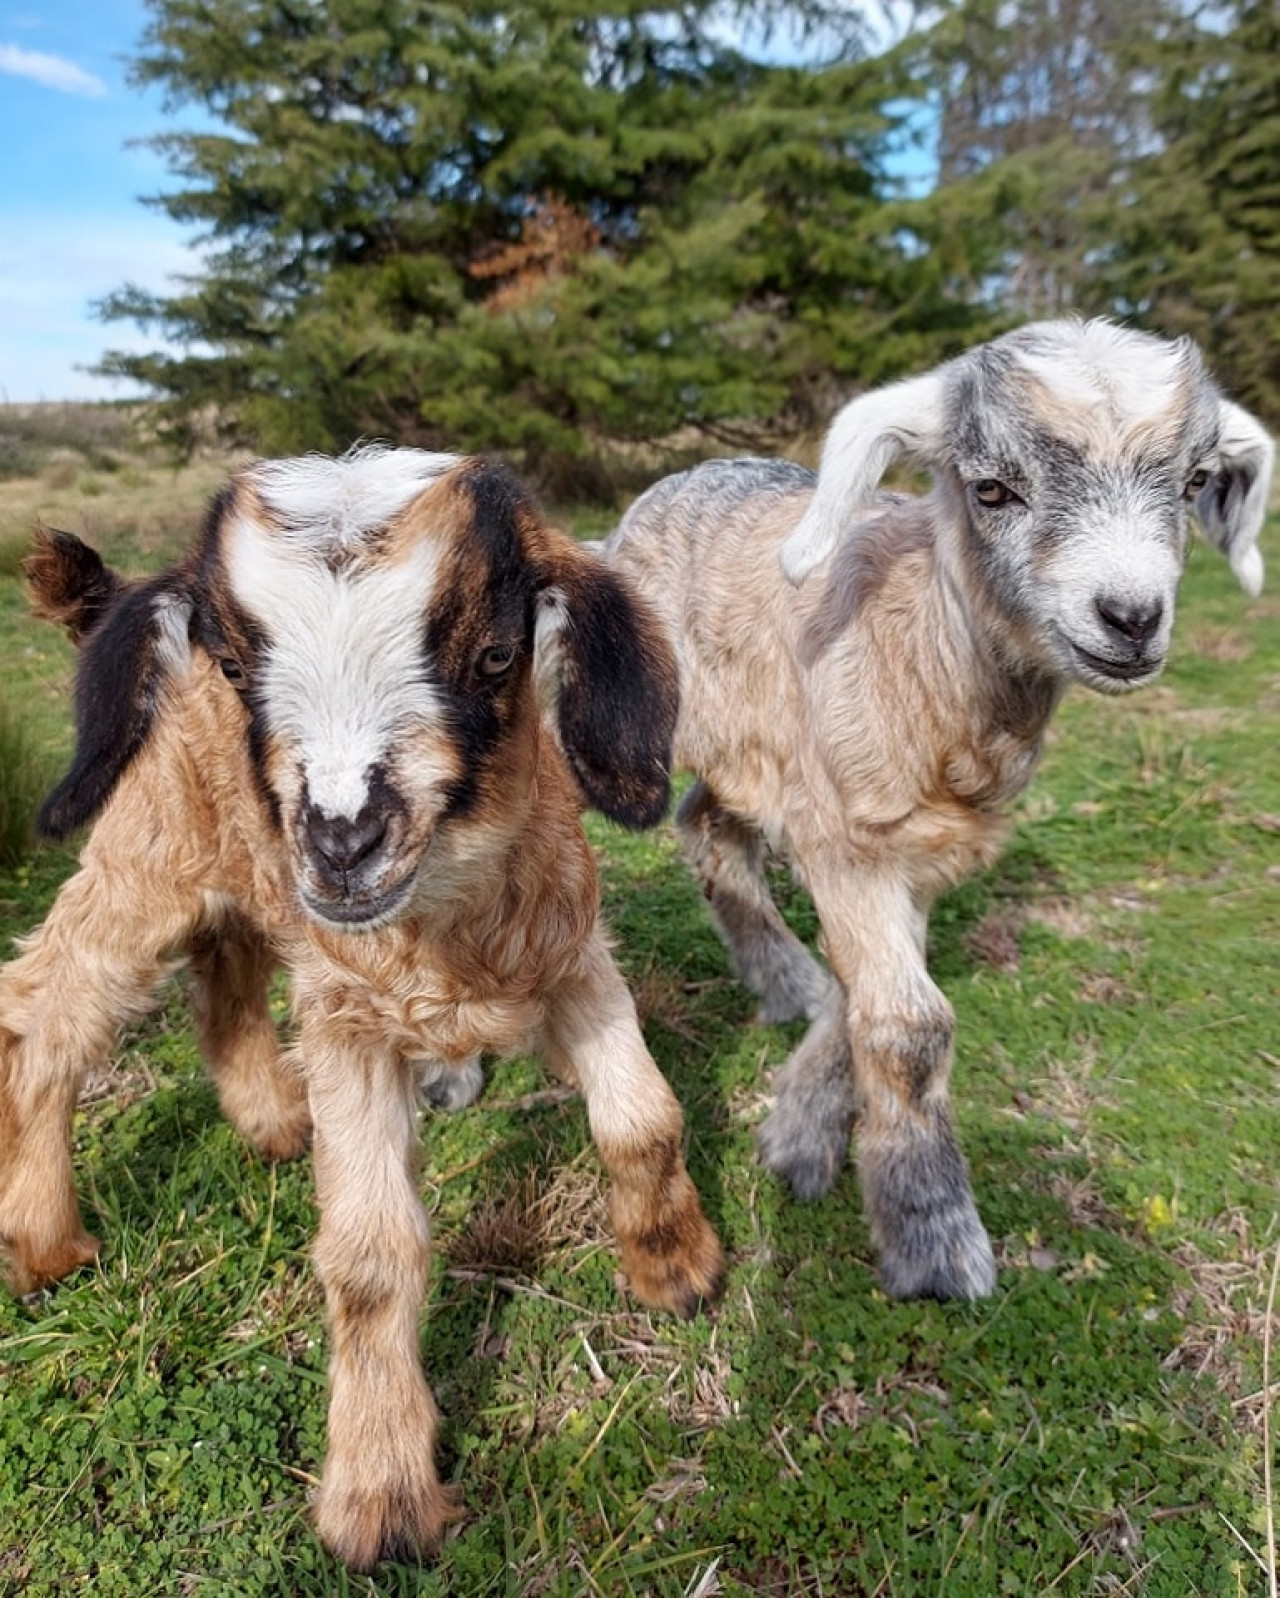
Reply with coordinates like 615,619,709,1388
782,319,1273,694
944,326,1220,692
208,451,539,931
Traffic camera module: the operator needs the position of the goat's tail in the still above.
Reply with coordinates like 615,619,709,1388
23,526,129,643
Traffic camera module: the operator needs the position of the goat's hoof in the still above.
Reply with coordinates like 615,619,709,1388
757,1108,852,1202
875,1207,997,1302
314,1474,462,1572
417,1055,483,1113
620,1211,726,1319
861,1132,997,1301
2,1226,100,1297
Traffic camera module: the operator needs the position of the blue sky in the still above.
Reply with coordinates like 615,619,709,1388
0,0,198,402
0,2,926,406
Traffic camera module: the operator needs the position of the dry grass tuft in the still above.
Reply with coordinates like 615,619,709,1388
629,958,710,1041
1164,1212,1280,1440
964,905,1023,972
443,1159,611,1279
1186,623,1255,664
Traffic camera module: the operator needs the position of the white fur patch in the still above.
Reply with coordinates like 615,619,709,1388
251,445,461,553
228,509,455,819
151,591,195,674
1011,320,1192,430
533,587,572,709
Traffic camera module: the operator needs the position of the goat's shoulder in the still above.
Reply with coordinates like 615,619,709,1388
76,653,281,898
797,497,936,667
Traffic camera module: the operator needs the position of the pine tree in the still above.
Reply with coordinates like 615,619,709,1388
1093,0,1280,421
95,0,995,488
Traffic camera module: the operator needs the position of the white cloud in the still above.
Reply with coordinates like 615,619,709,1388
0,42,106,98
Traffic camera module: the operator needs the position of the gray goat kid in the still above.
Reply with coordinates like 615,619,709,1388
604,319,1273,1301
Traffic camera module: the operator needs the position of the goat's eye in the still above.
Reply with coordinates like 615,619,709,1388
219,657,246,686
476,643,516,679
973,479,1016,508
1184,468,1211,500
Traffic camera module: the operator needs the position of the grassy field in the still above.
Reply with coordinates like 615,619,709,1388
0,417,1277,1597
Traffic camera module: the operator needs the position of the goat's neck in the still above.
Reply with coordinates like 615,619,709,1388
929,545,1064,810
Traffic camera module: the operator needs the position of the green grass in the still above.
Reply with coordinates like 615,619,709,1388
0,454,1277,1596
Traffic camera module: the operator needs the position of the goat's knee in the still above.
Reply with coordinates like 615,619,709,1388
542,939,724,1317
854,1006,995,1302
677,780,828,1023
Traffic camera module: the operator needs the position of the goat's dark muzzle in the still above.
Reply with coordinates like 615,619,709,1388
298,792,416,929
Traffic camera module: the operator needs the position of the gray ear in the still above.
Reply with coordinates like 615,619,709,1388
1195,400,1274,597
780,368,948,584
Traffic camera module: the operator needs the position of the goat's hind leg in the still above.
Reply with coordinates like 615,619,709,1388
542,929,724,1317
677,780,829,1024
0,868,200,1295
188,912,311,1161
757,980,856,1201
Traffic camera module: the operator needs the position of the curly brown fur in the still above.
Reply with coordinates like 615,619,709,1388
0,448,721,1570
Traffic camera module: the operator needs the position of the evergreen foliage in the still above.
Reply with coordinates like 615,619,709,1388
96,0,998,488
1092,0,1280,420
95,0,1280,463
913,0,1177,320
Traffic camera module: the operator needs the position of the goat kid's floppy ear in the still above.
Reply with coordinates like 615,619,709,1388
39,568,194,841
535,537,679,829
1195,400,1274,598
780,368,948,584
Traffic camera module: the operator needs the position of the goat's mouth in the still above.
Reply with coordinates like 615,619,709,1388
1064,638,1164,691
299,869,417,932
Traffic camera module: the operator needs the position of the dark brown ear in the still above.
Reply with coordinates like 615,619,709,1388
38,571,193,841
24,526,130,642
535,534,679,829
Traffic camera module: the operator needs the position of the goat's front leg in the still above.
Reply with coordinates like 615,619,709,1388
787,869,995,1301
188,912,311,1161
0,865,202,1295
304,1023,459,1571
541,929,724,1316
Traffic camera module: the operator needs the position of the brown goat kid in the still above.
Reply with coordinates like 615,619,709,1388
0,449,723,1571
605,319,1273,1306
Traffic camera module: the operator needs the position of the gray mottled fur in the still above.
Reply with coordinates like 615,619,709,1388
605,319,1273,1305
416,1055,484,1112
676,781,829,1024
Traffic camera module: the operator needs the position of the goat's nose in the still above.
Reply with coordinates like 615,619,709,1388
307,808,387,875
1094,596,1164,648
